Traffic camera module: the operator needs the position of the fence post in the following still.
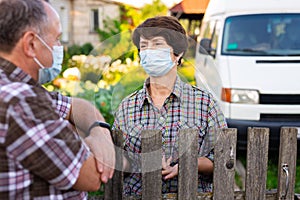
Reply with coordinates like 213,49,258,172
245,127,269,200
141,130,162,200
213,128,237,200
178,129,198,200
277,127,297,200
104,130,124,200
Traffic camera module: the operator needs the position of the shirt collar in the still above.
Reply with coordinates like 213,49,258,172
137,75,183,110
0,57,37,85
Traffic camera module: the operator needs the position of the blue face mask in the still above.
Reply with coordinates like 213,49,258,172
33,35,64,84
38,60,62,84
139,48,176,77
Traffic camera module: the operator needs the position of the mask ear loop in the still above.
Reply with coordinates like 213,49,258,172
35,34,53,52
33,57,45,69
175,52,184,66
34,34,54,69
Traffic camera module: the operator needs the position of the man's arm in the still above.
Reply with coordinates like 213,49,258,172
7,91,104,192
67,97,115,183
73,155,102,191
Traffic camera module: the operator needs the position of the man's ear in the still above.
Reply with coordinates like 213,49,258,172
22,31,38,58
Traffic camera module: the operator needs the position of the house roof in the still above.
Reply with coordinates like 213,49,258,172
170,0,210,14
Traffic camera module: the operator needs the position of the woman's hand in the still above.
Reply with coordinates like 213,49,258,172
162,155,178,180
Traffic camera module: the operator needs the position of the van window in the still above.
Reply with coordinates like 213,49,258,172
222,14,300,56
211,21,221,51
200,20,221,55
202,20,216,39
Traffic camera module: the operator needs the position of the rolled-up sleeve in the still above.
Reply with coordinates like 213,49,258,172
49,91,71,119
6,92,88,190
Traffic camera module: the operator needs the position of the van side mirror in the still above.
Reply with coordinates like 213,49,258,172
199,38,216,57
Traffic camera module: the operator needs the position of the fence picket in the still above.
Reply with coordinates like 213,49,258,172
245,127,269,200
277,127,298,200
141,130,162,200
178,129,198,200
104,130,124,200
213,128,237,200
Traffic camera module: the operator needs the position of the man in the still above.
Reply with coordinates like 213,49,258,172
0,0,115,199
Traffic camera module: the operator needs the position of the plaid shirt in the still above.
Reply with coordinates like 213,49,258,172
113,76,227,196
0,57,89,199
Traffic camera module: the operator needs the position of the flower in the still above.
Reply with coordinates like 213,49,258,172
63,67,81,80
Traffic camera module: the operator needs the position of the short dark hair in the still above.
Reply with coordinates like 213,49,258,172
132,16,188,64
0,0,47,53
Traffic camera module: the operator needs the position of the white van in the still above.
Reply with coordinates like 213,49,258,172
194,0,300,152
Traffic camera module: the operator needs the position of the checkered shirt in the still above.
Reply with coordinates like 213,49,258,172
0,57,89,199
113,76,227,196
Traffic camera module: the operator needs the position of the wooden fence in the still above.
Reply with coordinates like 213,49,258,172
91,127,298,200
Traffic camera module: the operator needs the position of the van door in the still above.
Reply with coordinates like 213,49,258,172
195,19,223,99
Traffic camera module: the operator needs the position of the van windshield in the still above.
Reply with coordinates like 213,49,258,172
222,14,300,56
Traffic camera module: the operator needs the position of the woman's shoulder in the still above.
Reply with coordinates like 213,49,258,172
183,83,213,99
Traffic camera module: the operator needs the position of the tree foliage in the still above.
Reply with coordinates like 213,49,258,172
95,0,168,63
140,0,168,21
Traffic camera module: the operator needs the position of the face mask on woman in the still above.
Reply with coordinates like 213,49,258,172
139,48,176,77
33,35,64,84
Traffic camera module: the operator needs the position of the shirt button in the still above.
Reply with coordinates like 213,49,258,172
159,116,165,121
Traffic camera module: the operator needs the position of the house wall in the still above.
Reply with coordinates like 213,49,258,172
49,0,121,47
49,0,72,44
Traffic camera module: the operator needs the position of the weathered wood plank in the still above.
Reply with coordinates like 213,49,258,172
98,190,278,200
141,130,162,200
178,129,198,200
213,128,237,200
104,130,124,200
277,127,297,200
245,127,269,200
235,190,278,200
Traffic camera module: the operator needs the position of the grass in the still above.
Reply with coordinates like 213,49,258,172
267,158,300,193
236,155,300,193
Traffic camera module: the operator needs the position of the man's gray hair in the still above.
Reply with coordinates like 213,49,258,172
0,0,47,53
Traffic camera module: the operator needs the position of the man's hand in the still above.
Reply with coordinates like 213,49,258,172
162,155,178,180
68,98,116,183
84,127,115,183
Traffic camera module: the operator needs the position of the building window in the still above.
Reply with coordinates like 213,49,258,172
60,6,69,42
91,9,99,32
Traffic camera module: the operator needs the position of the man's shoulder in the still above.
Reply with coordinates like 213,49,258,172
0,82,47,103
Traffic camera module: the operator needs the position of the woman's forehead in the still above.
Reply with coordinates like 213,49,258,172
140,36,166,42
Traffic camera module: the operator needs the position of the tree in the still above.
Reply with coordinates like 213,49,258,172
141,0,168,21
95,0,168,62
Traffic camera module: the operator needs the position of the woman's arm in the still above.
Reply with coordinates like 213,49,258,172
198,157,214,175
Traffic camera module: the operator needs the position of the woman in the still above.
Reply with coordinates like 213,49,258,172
113,16,227,196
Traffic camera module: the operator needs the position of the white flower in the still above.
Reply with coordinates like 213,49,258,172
63,67,81,80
